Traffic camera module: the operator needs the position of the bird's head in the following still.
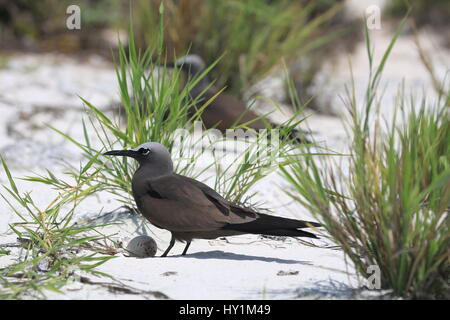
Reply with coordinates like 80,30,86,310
103,142,173,174
173,54,206,77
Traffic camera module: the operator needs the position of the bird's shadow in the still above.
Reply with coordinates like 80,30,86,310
180,250,312,265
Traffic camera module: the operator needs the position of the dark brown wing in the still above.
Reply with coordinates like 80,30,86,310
136,174,257,232
175,174,259,220
135,173,319,238
173,175,321,237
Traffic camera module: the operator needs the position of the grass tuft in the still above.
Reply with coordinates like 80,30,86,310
281,22,450,299
0,158,116,299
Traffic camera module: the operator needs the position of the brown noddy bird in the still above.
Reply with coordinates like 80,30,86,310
168,55,309,142
104,142,320,257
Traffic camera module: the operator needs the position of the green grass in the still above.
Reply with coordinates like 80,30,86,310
281,21,450,299
133,0,344,94
0,158,115,299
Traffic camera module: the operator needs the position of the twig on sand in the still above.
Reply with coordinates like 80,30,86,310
79,276,169,299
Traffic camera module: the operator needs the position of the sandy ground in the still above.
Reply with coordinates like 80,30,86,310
0,1,448,300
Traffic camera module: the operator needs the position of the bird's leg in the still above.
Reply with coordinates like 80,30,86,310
181,241,191,256
161,235,175,257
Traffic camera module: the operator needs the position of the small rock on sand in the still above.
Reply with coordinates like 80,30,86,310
125,235,158,258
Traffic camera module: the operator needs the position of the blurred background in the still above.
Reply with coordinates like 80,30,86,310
1,0,448,106
0,0,350,98
0,0,448,164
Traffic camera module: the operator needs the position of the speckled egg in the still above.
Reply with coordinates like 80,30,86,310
125,235,158,258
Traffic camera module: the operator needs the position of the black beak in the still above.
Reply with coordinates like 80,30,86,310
103,149,136,157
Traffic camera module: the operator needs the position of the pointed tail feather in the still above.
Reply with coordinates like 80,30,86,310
223,213,320,238
257,228,318,238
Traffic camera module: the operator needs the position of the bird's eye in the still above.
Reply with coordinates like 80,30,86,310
139,148,150,156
